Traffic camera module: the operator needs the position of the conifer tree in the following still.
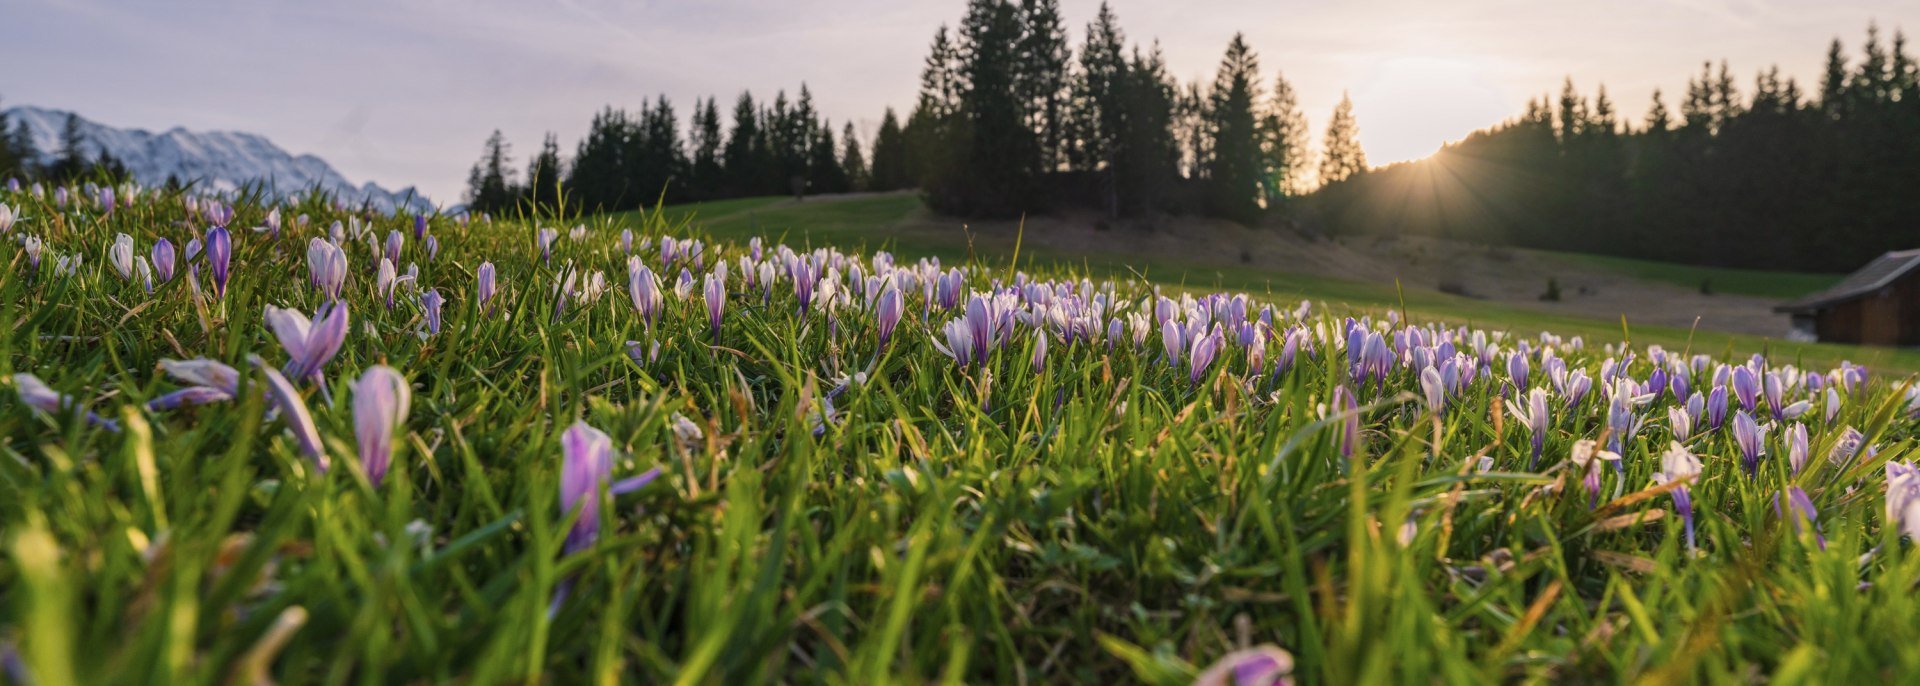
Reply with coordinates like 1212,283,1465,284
691,97,725,197
869,108,911,191
1206,33,1264,222
723,92,761,196
1262,71,1312,198
1015,0,1071,171
1318,93,1367,185
525,133,563,210
840,121,868,191
465,129,518,214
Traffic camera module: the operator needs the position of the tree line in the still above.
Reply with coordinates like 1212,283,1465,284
465,85,904,216
464,0,1370,225
1315,23,1920,272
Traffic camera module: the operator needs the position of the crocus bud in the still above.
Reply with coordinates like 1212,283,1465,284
419,289,444,336
109,233,135,280
477,261,497,312
351,365,411,487
151,238,176,283
206,227,232,298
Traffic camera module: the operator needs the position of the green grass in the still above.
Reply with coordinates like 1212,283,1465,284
1546,250,1843,299
6,186,1920,683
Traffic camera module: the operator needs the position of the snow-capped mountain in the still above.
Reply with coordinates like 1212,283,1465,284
4,105,433,213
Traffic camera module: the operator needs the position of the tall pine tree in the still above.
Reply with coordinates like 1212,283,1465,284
1318,93,1367,185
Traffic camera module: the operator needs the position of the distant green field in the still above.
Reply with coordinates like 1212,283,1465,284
618,193,1918,372
1545,250,1842,299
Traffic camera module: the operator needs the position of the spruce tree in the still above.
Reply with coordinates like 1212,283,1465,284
1072,2,1127,173
1116,43,1179,214
869,108,910,191
1262,71,1312,198
50,113,87,180
1206,33,1264,222
525,133,564,211
1318,93,1367,185
808,120,849,194
1820,38,1850,119
1015,0,1071,171
840,121,868,191
1644,89,1673,133
465,129,518,214
723,92,761,197
691,97,725,198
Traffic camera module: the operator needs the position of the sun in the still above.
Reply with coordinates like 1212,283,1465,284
1347,55,1515,165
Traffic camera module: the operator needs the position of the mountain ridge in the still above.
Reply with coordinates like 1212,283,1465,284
4,105,433,213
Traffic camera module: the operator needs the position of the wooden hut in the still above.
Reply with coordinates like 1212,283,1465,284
1776,249,1920,345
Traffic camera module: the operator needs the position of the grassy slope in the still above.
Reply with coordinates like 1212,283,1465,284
620,193,1920,373
1544,250,1843,299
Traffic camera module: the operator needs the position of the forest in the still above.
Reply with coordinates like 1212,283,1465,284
451,4,1917,272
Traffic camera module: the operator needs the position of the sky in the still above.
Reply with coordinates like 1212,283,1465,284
3,0,1915,203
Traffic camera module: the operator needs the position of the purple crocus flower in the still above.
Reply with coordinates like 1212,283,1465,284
1886,460,1920,541
1731,366,1759,413
558,421,660,555
537,228,558,264
1776,486,1825,550
1162,317,1188,367
1763,371,1788,420
1332,385,1360,459
206,226,232,299
109,233,135,280
424,235,439,263
1031,332,1048,374
1732,410,1765,476
1506,351,1529,392
620,229,634,255
377,258,400,309
151,238,176,283
1707,385,1729,430
206,203,233,228
1193,645,1295,686
1563,370,1593,408
1569,439,1619,508
307,238,347,299
1188,326,1224,386
1830,426,1865,469
702,268,725,340
385,230,404,266
419,289,445,336
254,358,326,471
627,258,663,325
1513,387,1550,469
10,373,120,431
477,261,498,313
1668,405,1695,442
184,236,202,263
1786,422,1809,475
413,214,428,240
265,302,351,383
1655,440,1702,550
1420,366,1448,415
876,287,904,347
351,365,411,487
146,358,241,411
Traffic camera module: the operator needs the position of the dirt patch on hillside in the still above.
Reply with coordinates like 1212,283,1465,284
895,205,1793,337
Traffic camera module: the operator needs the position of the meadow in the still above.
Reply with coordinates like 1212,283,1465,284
4,182,1920,684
